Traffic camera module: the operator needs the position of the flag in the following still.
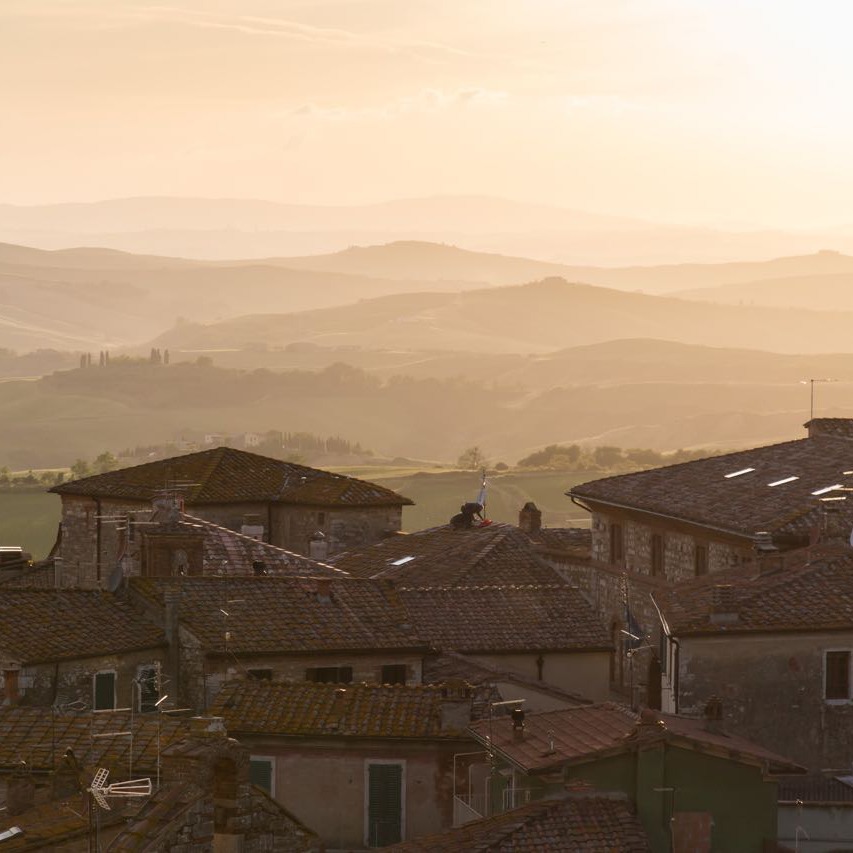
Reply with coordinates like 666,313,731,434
475,469,487,513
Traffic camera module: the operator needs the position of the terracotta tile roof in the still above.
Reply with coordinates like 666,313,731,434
145,509,346,578
0,797,118,851
0,707,191,773
398,584,611,653
569,435,853,540
330,523,564,586
107,779,320,852
661,544,853,636
528,527,592,555
778,774,853,804
51,446,413,507
0,590,164,664
469,704,803,775
386,793,650,852
210,680,473,738
129,576,429,655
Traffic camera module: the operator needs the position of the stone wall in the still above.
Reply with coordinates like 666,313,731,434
0,647,167,710
591,511,750,582
271,504,404,557
677,631,853,772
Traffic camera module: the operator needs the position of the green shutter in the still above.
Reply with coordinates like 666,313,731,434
249,759,273,794
94,672,115,710
367,763,402,846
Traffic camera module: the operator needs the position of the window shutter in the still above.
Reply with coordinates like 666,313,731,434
826,651,851,700
249,759,273,794
367,763,402,846
94,672,115,710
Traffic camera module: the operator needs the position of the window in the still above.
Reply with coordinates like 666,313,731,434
248,668,272,681
93,671,116,711
825,650,851,701
651,534,664,578
317,512,326,526
249,756,275,796
306,666,353,684
381,664,407,685
609,523,624,563
694,544,708,577
136,665,160,712
366,761,404,847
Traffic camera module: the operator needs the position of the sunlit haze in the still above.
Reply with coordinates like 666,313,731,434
3,0,853,227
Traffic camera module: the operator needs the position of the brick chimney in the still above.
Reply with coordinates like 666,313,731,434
439,681,472,732
805,418,853,440
518,502,542,534
753,531,783,574
309,530,329,562
710,585,738,624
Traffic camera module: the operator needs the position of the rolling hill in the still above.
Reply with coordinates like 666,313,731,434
149,277,853,356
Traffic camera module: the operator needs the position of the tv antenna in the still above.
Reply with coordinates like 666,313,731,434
88,768,152,811
800,378,838,421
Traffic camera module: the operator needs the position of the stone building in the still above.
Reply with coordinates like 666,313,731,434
659,542,853,773
107,716,320,852
568,418,853,584
127,574,433,710
466,703,802,853
209,679,478,850
0,589,166,710
50,446,413,588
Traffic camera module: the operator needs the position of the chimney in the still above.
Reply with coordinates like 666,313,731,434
753,531,783,574
309,530,329,562
188,716,227,739
511,707,525,740
3,663,21,706
703,695,725,735
518,502,542,534
252,560,267,577
328,687,348,731
315,577,332,602
439,682,472,732
819,500,850,544
710,585,738,624
241,514,264,541
6,763,34,816
805,418,853,440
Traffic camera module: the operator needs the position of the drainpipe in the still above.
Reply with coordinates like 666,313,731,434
95,498,102,585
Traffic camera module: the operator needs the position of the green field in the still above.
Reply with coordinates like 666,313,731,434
0,491,61,559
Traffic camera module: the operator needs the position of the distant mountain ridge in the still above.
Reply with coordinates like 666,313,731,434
0,195,841,264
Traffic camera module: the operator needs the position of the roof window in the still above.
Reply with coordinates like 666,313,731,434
724,468,755,479
768,476,799,487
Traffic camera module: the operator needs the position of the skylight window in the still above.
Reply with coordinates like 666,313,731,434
725,468,755,479
390,556,415,566
768,476,799,487
812,484,843,496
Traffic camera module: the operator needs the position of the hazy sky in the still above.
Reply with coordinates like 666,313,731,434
2,0,852,226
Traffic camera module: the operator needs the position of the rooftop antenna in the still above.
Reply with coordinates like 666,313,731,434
801,378,838,421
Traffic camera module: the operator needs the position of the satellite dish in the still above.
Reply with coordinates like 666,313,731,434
107,562,124,593
88,768,152,811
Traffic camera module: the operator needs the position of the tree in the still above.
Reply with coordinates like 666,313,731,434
70,458,91,479
593,446,623,469
457,446,487,470
93,451,118,474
